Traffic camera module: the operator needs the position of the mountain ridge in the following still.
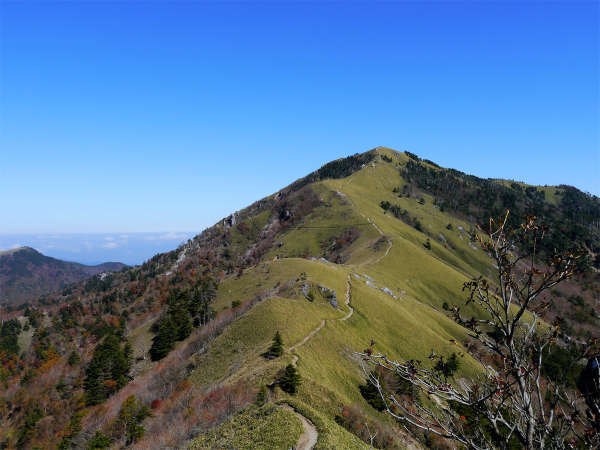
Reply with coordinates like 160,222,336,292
0,147,597,449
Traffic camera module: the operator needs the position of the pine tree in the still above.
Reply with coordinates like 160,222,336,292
279,364,301,394
171,303,192,341
84,333,132,405
149,317,177,361
266,331,284,359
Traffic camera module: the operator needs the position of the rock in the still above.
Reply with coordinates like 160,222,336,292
381,287,398,299
301,283,311,298
223,212,238,228
318,284,338,308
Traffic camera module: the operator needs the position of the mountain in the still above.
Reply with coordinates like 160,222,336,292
0,147,598,449
0,246,126,304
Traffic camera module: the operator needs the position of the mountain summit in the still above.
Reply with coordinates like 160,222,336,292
1,148,598,449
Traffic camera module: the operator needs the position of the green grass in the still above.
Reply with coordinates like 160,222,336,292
280,399,369,449
264,183,382,263
188,404,303,450
161,148,535,447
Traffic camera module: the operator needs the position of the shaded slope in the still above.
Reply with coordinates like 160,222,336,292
0,246,126,304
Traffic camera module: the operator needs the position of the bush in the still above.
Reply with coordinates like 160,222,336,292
359,378,385,411
256,385,267,406
87,431,111,449
434,353,460,379
68,350,81,366
111,395,151,445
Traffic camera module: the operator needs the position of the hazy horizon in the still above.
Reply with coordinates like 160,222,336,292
0,232,197,266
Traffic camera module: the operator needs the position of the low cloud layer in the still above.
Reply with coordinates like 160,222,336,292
0,232,197,266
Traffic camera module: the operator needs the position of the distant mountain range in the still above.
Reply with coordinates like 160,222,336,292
0,246,126,304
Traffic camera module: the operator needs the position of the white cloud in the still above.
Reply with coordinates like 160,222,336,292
10,243,22,249
102,242,119,249
104,236,115,241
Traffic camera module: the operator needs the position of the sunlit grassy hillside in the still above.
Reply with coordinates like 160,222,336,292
183,148,503,448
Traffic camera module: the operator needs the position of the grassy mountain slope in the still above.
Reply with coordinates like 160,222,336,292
0,246,126,304
1,147,597,449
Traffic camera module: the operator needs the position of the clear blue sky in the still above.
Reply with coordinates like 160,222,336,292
1,1,598,234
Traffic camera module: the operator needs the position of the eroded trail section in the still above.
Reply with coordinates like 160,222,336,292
281,404,318,450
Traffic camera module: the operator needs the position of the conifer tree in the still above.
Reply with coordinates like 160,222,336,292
280,364,301,394
84,333,132,405
149,317,177,361
67,350,81,366
266,331,284,359
171,303,192,341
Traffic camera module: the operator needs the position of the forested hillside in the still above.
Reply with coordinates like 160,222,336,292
0,247,126,305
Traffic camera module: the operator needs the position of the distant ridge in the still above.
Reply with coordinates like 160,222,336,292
0,246,126,304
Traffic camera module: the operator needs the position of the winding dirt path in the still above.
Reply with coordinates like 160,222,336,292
288,319,325,357
340,275,354,321
281,404,318,450
283,276,353,448
288,273,354,367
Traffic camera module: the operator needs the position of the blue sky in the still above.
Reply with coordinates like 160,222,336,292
1,1,598,238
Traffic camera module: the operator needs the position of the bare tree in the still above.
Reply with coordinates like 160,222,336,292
358,212,599,449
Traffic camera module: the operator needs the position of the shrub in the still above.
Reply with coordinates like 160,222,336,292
359,377,385,411
68,350,81,366
256,385,267,406
111,395,151,445
434,353,460,379
87,431,111,449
